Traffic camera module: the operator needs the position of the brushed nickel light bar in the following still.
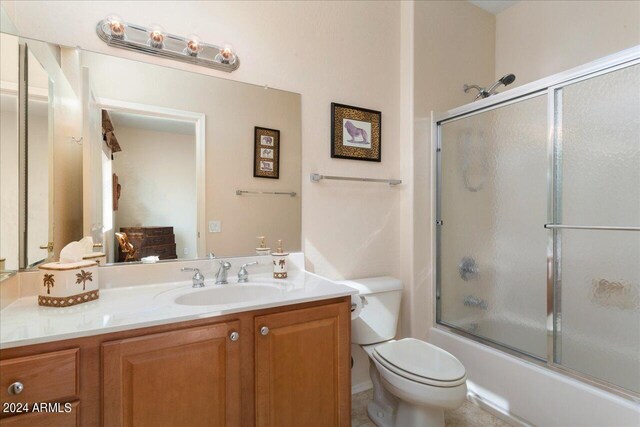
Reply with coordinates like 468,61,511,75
96,15,240,72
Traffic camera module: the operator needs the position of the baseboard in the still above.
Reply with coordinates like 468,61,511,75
352,380,373,395
467,391,532,427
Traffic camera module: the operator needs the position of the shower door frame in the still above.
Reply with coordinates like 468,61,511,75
432,45,640,402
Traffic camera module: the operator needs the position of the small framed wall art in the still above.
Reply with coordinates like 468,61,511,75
254,126,280,179
331,102,381,162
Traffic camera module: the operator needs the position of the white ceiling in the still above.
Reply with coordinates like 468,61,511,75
469,0,519,15
108,110,195,136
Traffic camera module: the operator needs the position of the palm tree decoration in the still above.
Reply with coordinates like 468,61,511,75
75,270,93,291
43,274,55,295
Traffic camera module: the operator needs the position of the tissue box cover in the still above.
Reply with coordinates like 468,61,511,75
38,260,99,307
82,252,107,266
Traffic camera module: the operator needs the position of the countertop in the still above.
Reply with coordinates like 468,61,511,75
0,270,356,349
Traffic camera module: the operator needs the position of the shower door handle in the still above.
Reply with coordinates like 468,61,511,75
544,224,640,231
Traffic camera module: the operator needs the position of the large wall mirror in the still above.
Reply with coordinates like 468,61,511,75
0,32,301,274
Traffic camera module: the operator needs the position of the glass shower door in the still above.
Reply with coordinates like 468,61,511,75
551,63,640,394
437,56,640,397
437,93,549,359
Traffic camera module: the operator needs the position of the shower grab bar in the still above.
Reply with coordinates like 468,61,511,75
544,224,640,231
310,173,402,186
236,190,297,197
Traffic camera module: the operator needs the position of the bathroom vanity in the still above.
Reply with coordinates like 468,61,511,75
0,263,354,427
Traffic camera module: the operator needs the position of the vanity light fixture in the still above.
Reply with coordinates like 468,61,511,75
185,35,202,57
106,15,126,39
96,17,240,72
215,44,236,65
147,25,165,49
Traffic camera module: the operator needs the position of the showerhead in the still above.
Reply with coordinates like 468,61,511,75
464,73,517,100
499,73,516,86
484,73,517,97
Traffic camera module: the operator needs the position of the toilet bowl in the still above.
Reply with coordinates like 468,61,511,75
341,277,467,427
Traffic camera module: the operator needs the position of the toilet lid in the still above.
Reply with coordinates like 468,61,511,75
373,338,466,383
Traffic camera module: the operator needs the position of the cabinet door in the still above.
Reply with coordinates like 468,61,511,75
102,322,241,427
255,302,350,427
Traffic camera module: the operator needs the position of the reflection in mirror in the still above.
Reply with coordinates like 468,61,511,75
1,32,302,269
0,33,19,277
80,50,302,263
25,47,52,267
107,111,197,263
11,34,83,271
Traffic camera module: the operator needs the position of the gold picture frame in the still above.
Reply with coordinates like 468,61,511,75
331,103,381,162
254,127,280,179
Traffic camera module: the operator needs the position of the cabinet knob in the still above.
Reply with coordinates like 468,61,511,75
229,331,239,341
8,382,24,395
260,326,269,336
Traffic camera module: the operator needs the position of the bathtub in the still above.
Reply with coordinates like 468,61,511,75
429,325,640,426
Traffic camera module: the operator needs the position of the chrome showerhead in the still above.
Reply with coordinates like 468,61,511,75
485,74,516,96
499,73,516,86
464,73,516,100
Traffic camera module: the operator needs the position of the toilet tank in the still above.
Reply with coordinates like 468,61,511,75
339,277,403,345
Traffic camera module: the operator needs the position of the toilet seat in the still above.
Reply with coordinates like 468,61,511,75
372,338,467,388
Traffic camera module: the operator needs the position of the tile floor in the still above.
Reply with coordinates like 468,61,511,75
352,389,512,427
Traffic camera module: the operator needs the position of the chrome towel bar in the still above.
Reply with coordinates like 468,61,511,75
544,224,640,231
236,190,297,197
310,173,401,186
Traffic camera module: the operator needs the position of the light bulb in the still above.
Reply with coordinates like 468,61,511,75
106,15,126,39
215,44,236,65
185,35,201,56
148,24,165,48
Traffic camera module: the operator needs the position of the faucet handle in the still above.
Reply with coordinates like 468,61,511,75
181,267,205,288
238,261,259,283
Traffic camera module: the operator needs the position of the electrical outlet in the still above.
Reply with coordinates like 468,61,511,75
208,220,221,233
183,248,189,255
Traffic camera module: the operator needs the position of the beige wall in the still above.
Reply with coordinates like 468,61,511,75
112,126,197,259
496,0,640,86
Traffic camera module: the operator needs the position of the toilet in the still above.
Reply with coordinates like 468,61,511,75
342,277,467,427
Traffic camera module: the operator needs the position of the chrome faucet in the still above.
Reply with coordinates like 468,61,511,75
215,260,232,284
181,267,205,288
237,261,258,283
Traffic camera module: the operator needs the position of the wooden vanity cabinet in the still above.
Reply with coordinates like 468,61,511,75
102,321,241,426
255,303,351,427
0,297,350,427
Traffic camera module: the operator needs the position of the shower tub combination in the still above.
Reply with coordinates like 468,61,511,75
431,46,640,425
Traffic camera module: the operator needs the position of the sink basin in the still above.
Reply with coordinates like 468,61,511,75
174,284,284,306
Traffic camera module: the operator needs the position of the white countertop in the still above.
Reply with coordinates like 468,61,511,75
0,270,356,349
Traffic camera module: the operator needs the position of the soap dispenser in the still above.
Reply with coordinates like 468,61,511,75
271,239,289,279
256,236,271,256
